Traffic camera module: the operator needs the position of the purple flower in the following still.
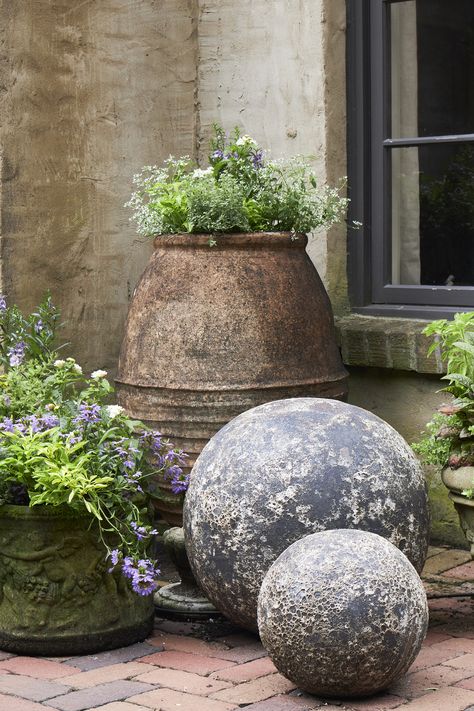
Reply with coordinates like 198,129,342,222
8,341,26,367
34,319,43,334
131,522,158,541
170,467,190,495
40,413,60,429
211,149,224,160
0,295,6,313
109,549,120,566
25,415,41,433
252,150,264,169
121,556,136,580
66,433,82,445
120,556,159,595
0,417,15,433
73,403,101,426
108,549,121,572
3,396,11,407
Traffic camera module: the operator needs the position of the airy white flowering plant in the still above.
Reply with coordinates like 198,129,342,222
126,125,350,237
0,296,188,596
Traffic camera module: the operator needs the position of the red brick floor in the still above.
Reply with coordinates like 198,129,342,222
1,546,474,711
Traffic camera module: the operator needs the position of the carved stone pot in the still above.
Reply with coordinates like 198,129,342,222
116,232,348,502
442,466,474,557
0,505,154,656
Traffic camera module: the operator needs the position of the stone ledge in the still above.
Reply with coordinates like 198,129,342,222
335,314,445,375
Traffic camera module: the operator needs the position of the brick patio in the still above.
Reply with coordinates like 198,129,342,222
1,546,474,711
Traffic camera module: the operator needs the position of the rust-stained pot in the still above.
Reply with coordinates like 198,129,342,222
116,232,348,487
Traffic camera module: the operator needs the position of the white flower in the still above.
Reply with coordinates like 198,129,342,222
106,405,124,418
91,369,108,380
54,359,66,367
236,135,257,146
73,364,82,374
192,167,213,178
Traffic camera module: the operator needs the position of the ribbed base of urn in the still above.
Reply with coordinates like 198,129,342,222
116,380,349,469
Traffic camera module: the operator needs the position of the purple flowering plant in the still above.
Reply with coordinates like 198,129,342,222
126,125,350,238
0,297,188,596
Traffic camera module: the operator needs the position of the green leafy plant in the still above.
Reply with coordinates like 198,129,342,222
126,126,350,237
0,296,188,595
413,313,474,489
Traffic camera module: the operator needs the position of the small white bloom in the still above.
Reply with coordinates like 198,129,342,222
73,364,83,374
91,369,108,380
236,135,257,146
192,167,213,178
106,404,124,418
54,359,66,367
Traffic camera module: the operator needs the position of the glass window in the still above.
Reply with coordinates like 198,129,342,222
347,0,474,315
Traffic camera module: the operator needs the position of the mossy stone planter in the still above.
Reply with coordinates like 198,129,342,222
442,467,474,558
0,505,154,656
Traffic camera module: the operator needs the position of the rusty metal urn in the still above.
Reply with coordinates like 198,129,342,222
116,232,348,479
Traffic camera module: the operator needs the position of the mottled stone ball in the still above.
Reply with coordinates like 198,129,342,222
184,398,429,631
258,529,429,697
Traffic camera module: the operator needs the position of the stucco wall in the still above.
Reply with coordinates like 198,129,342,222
196,0,348,298
348,367,467,548
0,0,197,371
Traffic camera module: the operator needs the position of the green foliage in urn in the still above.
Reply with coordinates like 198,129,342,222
126,126,351,237
0,297,188,595
413,313,474,494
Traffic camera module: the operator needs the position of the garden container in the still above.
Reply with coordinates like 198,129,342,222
0,505,154,655
116,232,348,522
442,466,474,557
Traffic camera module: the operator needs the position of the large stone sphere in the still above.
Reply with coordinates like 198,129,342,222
184,398,429,631
257,529,429,697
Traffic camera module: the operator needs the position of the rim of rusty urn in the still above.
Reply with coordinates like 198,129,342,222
153,232,308,249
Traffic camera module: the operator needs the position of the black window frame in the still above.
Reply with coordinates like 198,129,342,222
346,0,474,319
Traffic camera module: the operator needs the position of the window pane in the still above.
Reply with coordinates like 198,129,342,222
390,0,474,138
391,143,474,286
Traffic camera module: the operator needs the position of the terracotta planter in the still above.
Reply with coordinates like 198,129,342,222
442,466,474,557
0,505,154,656
116,232,348,484
149,473,184,527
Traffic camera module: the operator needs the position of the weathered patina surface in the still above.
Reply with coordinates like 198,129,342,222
258,529,428,697
116,233,348,474
184,397,430,632
0,505,153,656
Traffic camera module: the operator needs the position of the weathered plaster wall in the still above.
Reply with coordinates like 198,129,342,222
196,0,348,297
347,367,467,548
0,0,197,371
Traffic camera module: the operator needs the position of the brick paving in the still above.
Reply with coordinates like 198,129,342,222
0,546,474,710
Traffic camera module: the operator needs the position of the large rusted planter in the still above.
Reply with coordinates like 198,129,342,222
116,232,348,486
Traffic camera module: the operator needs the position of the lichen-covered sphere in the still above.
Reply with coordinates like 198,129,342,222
184,398,429,631
258,529,429,697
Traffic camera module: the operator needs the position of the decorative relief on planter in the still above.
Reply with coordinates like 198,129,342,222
0,505,153,656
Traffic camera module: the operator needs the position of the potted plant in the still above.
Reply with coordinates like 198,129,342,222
413,312,474,556
117,126,353,520
0,295,188,655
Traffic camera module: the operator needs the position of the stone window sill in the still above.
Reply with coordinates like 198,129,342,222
335,314,444,375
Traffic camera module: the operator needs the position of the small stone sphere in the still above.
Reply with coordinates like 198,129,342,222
184,398,429,631
257,529,429,698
